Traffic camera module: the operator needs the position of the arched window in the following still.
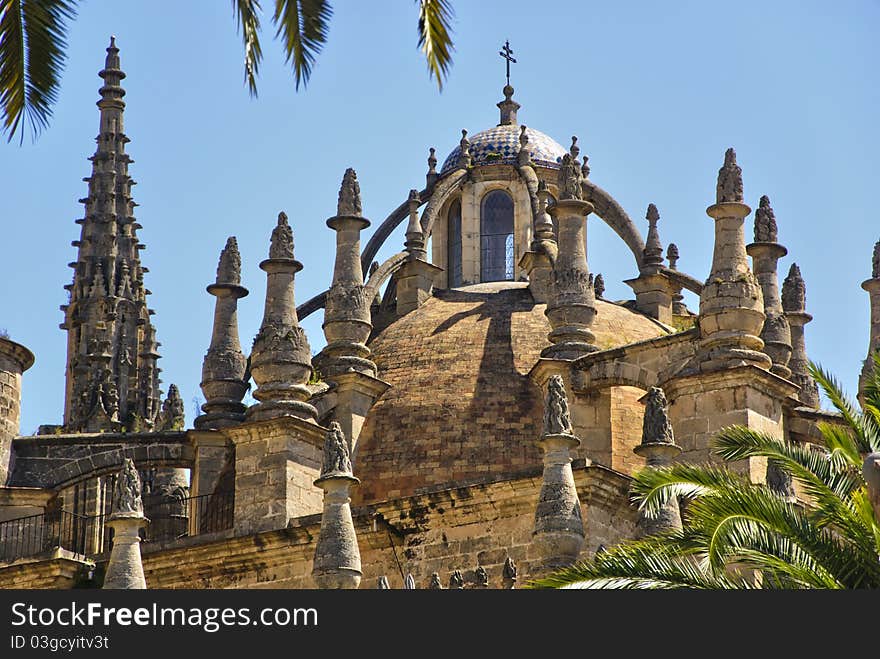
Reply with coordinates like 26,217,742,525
480,190,514,282
447,199,462,287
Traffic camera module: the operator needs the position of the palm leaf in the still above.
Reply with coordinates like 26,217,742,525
417,0,453,90
811,361,878,453
273,0,331,91
0,0,76,143
232,0,263,97
629,462,746,520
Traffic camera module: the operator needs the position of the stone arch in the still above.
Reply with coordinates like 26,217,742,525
582,180,646,270
578,359,659,392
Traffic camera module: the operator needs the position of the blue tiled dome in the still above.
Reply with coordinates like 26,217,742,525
440,124,568,174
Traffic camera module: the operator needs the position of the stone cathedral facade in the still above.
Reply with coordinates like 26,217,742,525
1,39,878,589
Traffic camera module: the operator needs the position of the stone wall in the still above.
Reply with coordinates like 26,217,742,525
0,337,34,485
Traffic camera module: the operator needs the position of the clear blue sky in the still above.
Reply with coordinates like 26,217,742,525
1,1,878,434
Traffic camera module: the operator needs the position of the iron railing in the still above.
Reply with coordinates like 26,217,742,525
0,491,234,564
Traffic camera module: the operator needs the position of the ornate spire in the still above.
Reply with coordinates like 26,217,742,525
860,241,880,405
754,195,778,243
337,168,363,217
404,189,426,258
104,457,148,589
716,147,744,203
197,237,249,429
782,263,820,408
62,38,162,432
642,203,664,269
248,212,316,422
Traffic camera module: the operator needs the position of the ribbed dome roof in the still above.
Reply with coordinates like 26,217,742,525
440,124,568,174
351,282,669,505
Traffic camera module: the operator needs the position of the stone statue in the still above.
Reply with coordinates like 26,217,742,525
557,153,583,201
321,421,352,477
781,263,806,313
217,236,242,285
158,384,185,431
502,557,517,586
404,573,416,589
475,565,489,587
111,457,143,516
716,148,744,204
641,387,675,445
667,243,680,270
754,195,778,243
429,572,442,589
269,212,294,260
873,240,880,279
337,168,363,217
377,575,390,589
449,569,464,589
543,375,573,436
427,147,437,174
594,273,605,299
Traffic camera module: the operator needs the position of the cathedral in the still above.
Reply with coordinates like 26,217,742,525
1,37,878,590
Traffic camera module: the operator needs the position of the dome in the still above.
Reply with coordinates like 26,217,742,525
351,282,670,505
440,124,568,175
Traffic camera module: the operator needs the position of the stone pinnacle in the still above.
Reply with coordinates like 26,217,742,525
337,168,363,217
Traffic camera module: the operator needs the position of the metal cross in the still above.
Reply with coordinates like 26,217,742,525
499,40,516,86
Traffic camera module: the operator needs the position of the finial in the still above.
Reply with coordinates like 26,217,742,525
503,84,514,101
543,374,573,435
111,458,143,516
558,153,583,201
643,204,664,268
369,260,379,277
782,263,806,313
873,239,880,279
321,421,352,477
754,195,778,243
429,573,443,589
518,125,531,166
404,573,416,589
89,262,107,298
216,236,242,285
158,384,185,431
641,387,675,445
427,147,437,174
520,125,528,148
337,168,363,217
109,36,116,48
594,273,605,299
581,154,590,178
667,243,680,270
408,189,420,205
716,147,744,204
269,212,294,259
569,135,580,160
499,40,516,86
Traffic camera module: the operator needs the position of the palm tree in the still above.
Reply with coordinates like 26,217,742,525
530,356,880,589
0,0,454,142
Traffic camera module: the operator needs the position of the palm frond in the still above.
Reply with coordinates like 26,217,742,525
273,0,331,91
0,0,76,143
629,462,746,519
811,361,878,453
416,0,453,90
232,0,263,97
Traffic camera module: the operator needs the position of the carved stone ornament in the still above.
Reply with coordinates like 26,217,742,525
269,212,294,260
543,374,573,436
502,557,517,582
111,458,143,516
873,240,880,279
158,384,185,431
475,565,489,587
557,153,583,201
641,387,675,445
593,273,605,299
716,148,744,204
217,236,242,285
321,421,353,477
252,323,310,360
429,573,442,589
325,284,368,319
378,576,390,589
449,569,464,589
667,243,680,270
404,573,416,590
754,195,778,243
552,266,592,295
337,168,363,217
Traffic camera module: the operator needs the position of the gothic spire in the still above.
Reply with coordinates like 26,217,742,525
62,37,162,432
642,203,664,269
